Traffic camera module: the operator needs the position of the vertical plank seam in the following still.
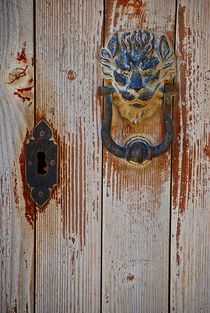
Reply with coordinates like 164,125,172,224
100,1,106,312
168,1,179,312
33,0,37,312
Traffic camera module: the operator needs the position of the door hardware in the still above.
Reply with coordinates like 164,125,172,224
99,29,176,164
25,120,58,206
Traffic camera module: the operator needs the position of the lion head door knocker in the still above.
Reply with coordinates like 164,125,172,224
99,29,176,165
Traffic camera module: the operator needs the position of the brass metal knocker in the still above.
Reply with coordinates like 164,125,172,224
99,29,176,164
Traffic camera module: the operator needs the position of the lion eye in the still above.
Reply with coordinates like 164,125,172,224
121,69,130,76
144,71,160,84
114,70,127,86
145,68,153,75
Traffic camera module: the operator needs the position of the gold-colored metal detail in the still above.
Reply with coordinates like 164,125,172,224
100,30,176,125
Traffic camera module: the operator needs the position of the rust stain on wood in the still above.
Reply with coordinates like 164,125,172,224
7,43,34,106
172,4,193,215
104,0,172,204
16,41,27,62
36,113,87,248
176,216,181,266
67,69,76,80
14,86,33,105
1,2,35,312
7,66,28,84
127,273,135,281
12,166,19,211
171,2,210,310
172,4,191,269
204,144,210,158
117,0,146,16
17,123,57,225
19,131,35,226
106,0,146,34
203,134,210,158
102,1,177,311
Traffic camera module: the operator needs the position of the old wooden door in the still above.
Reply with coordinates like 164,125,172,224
0,0,209,312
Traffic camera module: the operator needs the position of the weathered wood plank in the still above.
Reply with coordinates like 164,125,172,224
0,1,34,312
171,1,210,311
35,0,103,312
102,1,176,312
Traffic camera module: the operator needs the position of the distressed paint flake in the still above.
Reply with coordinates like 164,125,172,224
7,43,34,106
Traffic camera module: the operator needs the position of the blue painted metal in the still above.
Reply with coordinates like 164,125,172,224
100,30,176,106
99,29,176,164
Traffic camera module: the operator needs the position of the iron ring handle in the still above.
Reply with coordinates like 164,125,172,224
99,86,174,164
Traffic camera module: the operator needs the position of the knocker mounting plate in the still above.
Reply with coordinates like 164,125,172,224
99,29,177,164
25,120,58,206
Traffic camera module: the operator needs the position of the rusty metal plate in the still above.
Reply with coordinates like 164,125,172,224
25,120,57,206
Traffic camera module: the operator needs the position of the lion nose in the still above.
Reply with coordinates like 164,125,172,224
130,71,143,92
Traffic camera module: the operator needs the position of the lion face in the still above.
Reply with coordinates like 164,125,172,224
100,30,176,125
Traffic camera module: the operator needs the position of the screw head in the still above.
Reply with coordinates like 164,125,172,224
39,130,45,137
28,161,32,166
205,70,210,80
38,191,43,197
50,160,55,166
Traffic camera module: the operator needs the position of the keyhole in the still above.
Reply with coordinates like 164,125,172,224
37,151,48,174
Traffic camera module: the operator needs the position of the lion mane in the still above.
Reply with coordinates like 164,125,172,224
100,30,176,125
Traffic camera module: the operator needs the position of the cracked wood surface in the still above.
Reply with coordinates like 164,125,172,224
0,0,210,312
35,0,103,312
0,1,34,312
171,0,210,312
102,1,176,312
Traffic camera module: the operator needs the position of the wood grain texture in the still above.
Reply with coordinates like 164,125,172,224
102,1,176,312
1,1,209,312
171,0,210,312
35,0,103,312
0,1,34,312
